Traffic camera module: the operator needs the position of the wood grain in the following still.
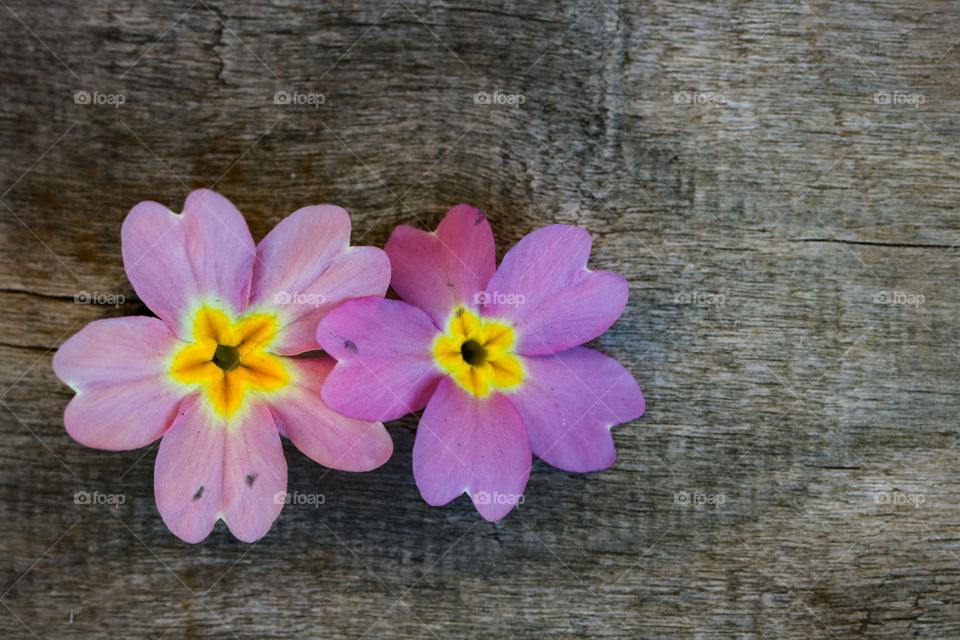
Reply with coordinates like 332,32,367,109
2,0,960,637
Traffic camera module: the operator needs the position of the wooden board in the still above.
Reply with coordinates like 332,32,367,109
2,1,959,637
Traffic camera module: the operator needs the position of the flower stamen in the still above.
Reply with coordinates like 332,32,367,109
212,344,241,371
170,306,289,417
433,306,523,398
460,339,488,366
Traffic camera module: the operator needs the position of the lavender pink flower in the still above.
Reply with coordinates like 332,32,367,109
316,205,645,521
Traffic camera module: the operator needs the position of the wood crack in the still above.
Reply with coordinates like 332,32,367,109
0,341,55,352
792,238,955,249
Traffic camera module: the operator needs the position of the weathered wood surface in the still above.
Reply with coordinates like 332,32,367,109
2,0,960,638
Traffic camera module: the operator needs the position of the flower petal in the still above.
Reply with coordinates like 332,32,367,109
154,395,286,543
121,189,256,337
248,205,390,355
317,297,442,421
154,395,224,543
52,317,184,451
509,347,644,472
220,401,287,543
270,357,393,471
385,204,496,324
482,225,628,355
413,377,530,521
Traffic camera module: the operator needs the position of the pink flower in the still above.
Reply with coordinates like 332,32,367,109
316,205,644,521
53,190,393,543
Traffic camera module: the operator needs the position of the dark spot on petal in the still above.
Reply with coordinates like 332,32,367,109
246,473,257,487
192,486,204,500
454,308,465,317
344,340,358,355
474,213,484,225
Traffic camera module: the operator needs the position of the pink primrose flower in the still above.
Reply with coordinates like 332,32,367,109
53,190,393,542
316,205,644,521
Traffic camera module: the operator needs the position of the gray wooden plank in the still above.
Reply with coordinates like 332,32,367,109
2,0,960,638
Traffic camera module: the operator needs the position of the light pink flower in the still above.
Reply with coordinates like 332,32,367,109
316,205,644,521
53,190,392,542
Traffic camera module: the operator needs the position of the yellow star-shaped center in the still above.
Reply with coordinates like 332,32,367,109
170,306,289,417
433,307,524,398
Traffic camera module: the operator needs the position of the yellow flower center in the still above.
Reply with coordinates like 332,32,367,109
433,307,524,398
170,306,289,417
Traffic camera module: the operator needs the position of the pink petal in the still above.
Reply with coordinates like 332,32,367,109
220,401,287,543
154,395,224,543
52,317,184,451
385,204,496,324
317,297,442,421
154,395,286,544
413,377,530,521
248,205,390,355
270,357,393,471
509,347,644,472
121,190,256,337
482,225,628,355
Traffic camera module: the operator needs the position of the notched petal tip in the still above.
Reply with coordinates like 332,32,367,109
444,203,487,227
385,204,496,324
484,224,630,355
472,496,520,522
121,190,255,334
54,317,185,451
249,207,390,355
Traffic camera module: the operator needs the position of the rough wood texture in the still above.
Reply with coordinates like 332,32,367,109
2,1,959,638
